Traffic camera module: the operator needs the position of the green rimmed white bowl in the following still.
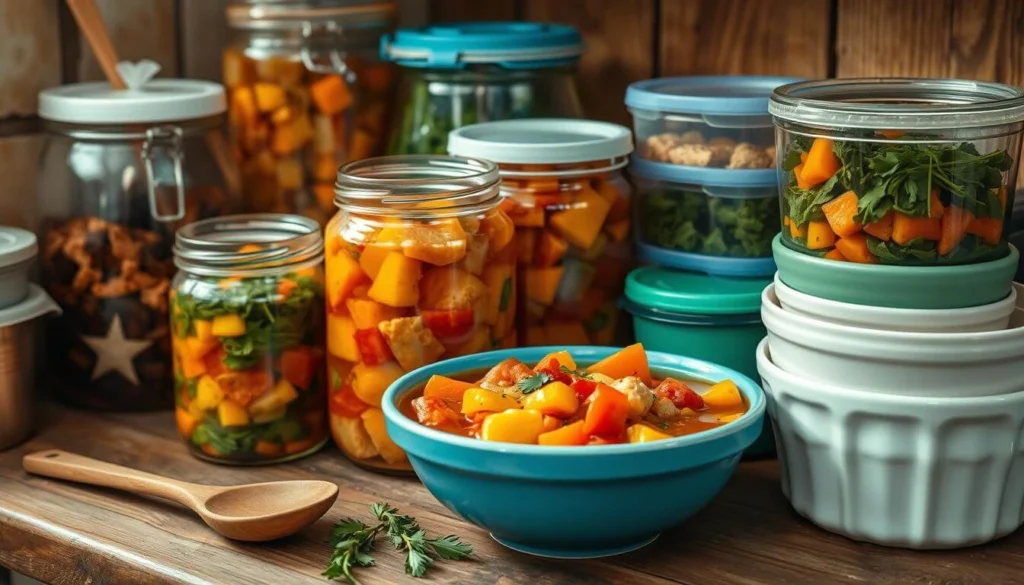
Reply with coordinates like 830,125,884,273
773,235,1019,309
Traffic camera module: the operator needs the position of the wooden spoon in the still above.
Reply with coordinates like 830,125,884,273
24,450,338,542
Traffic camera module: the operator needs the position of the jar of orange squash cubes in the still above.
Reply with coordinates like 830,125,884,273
325,156,516,472
448,119,634,346
223,0,397,225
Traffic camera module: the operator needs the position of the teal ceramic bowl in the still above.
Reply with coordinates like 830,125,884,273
773,235,1020,309
381,346,766,559
621,267,775,457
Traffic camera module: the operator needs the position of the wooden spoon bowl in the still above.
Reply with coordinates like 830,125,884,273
23,450,338,542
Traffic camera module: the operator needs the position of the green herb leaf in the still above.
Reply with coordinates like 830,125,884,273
498,277,513,313
559,365,591,380
517,372,553,394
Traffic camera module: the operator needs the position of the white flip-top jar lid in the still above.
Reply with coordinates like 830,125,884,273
39,79,226,125
0,227,37,270
447,118,633,164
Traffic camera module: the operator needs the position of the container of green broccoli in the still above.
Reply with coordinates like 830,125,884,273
630,157,780,277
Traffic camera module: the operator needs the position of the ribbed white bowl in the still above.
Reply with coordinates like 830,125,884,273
762,283,1024,397
774,274,1018,333
757,338,1024,549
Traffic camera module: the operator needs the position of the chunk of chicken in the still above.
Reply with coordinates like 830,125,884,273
610,376,655,419
412,396,462,428
378,316,446,371
668,143,714,167
726,142,773,169
707,136,737,166
644,133,679,162
651,397,681,419
765,145,777,168
419,267,488,312
478,357,535,400
678,130,705,145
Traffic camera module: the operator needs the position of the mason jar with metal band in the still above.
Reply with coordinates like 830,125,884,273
36,79,238,412
325,155,515,472
382,22,585,155
447,119,634,347
224,0,397,226
171,214,328,464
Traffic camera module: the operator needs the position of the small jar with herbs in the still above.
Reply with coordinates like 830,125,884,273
770,78,1024,265
171,214,327,464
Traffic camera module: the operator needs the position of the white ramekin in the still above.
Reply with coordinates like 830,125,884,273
773,274,1018,333
762,284,1024,397
757,338,1024,549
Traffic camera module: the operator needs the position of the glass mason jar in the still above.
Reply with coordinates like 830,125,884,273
382,23,584,155
325,155,516,472
36,80,238,412
770,78,1024,265
448,119,634,346
171,214,328,464
224,0,397,225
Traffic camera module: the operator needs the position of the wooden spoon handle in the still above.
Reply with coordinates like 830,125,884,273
23,450,202,508
65,0,126,89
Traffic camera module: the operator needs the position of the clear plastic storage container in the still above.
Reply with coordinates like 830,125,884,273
626,76,800,177
631,158,779,277
171,214,327,464
37,79,237,412
325,155,516,473
448,119,634,346
224,0,397,225
770,78,1024,265
383,23,584,155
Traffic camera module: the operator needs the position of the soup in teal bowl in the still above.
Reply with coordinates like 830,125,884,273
381,345,766,558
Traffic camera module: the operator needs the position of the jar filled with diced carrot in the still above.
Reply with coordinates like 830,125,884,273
325,155,516,472
770,78,1024,265
171,214,328,464
448,119,634,346
223,0,397,226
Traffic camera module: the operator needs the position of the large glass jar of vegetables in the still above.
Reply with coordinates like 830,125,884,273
36,79,238,412
448,119,634,346
325,156,516,472
382,23,584,155
770,79,1024,265
224,0,397,225
171,214,328,464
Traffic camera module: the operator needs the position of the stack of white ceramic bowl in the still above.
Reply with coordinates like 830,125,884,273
758,279,1024,549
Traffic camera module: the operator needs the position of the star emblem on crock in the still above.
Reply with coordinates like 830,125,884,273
81,314,152,386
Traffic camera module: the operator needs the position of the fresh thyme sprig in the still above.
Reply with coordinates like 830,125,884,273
323,502,472,583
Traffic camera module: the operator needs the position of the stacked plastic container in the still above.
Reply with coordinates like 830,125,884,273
622,77,800,457
760,78,1024,549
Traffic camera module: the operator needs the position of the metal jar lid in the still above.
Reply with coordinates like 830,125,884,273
173,213,324,277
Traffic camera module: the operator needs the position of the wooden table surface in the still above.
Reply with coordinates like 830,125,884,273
1,406,1022,585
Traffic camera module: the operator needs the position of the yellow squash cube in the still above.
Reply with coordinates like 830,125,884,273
194,319,214,342
360,408,407,464
548,188,611,249
193,375,225,411
626,424,673,444
248,378,299,416
211,314,246,337
358,244,392,280
327,313,359,362
346,297,402,330
701,380,744,409
525,267,564,306
218,400,250,427
480,409,545,444
326,250,368,311
461,388,521,416
351,361,404,407
368,253,421,307
521,382,579,418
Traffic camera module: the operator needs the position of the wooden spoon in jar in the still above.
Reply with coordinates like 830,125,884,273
23,450,338,542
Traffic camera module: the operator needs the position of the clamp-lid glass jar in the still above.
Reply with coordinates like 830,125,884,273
770,78,1024,265
225,0,397,225
36,79,238,412
171,214,328,464
448,119,634,346
325,155,516,473
382,23,584,155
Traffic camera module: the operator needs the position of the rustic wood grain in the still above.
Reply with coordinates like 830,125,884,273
178,0,230,83
521,0,656,125
2,405,1024,585
659,0,833,78
430,0,517,22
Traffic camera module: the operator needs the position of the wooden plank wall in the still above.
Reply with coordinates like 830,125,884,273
430,0,1024,125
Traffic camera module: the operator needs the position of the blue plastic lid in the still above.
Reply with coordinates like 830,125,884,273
629,156,778,188
625,266,770,316
638,244,777,279
381,22,583,70
626,76,804,115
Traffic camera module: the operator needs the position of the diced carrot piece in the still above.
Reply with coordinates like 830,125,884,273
222,49,254,88
863,211,895,242
938,205,975,255
253,82,287,112
801,138,840,187
480,211,515,253
586,343,652,386
311,75,353,115
535,230,568,267
892,213,942,245
834,233,877,264
270,114,313,155
821,191,861,238
176,407,199,439
538,420,588,446
788,218,807,239
548,187,611,249
423,375,474,401
824,248,847,261
966,216,1004,246
807,220,837,250
325,251,369,312
583,385,631,437
928,190,944,219
280,347,322,390
794,163,813,190
604,219,630,242
525,267,564,306
800,152,809,163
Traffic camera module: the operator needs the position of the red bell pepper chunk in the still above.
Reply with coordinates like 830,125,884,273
330,385,369,418
656,378,705,411
583,384,630,437
538,360,573,386
420,308,475,339
571,378,597,401
353,328,394,366
280,346,322,390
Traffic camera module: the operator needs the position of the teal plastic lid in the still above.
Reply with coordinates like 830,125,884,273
624,266,769,316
